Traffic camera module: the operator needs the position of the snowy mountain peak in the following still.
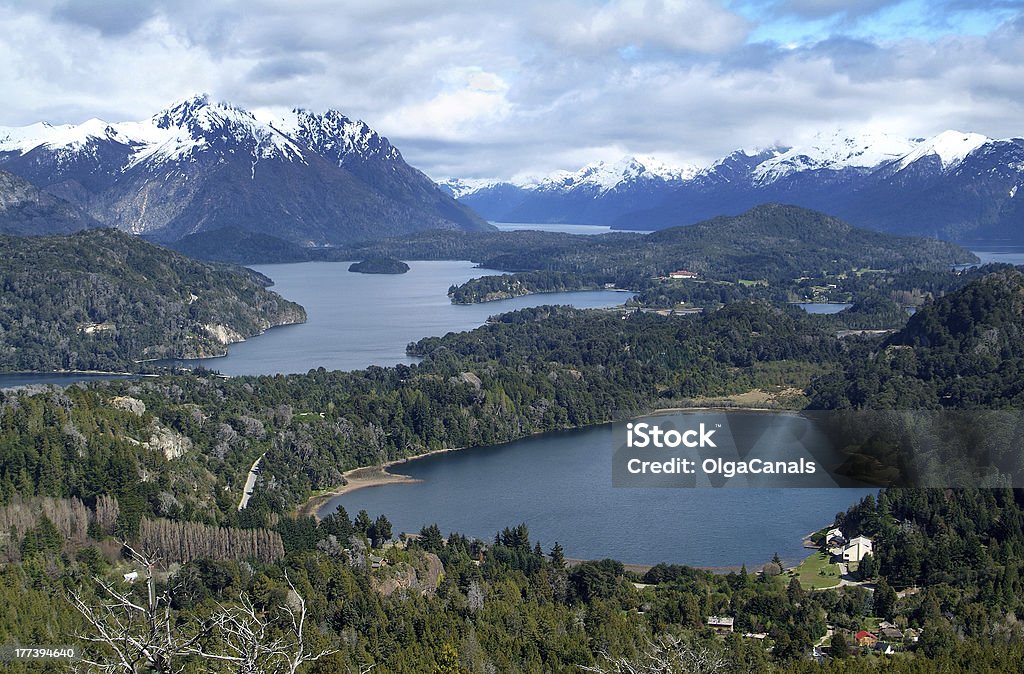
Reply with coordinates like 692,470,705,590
896,130,991,171
1,97,412,176
438,177,502,199
253,107,400,166
152,93,215,129
536,155,698,193
752,129,918,183
133,95,305,167
0,118,129,154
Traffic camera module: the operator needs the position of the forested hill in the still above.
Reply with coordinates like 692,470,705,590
0,229,306,371
442,204,976,302
809,268,1024,409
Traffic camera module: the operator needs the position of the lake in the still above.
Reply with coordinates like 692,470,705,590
163,261,632,376
319,420,875,568
792,303,853,315
491,222,652,235
971,247,1024,266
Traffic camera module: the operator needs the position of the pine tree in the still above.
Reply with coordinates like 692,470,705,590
434,642,465,674
550,542,566,569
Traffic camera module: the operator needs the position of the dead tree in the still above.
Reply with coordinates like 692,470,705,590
67,543,193,674
182,572,334,673
69,545,335,674
579,634,728,674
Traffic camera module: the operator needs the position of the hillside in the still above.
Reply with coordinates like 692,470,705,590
348,204,973,278
0,170,101,235
809,268,1024,409
0,229,305,371
429,204,977,302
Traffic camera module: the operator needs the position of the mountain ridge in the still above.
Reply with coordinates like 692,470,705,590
443,129,1024,242
0,95,491,249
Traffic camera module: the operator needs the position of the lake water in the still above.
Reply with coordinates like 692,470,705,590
971,248,1024,266
321,421,875,568
792,303,853,314
165,261,631,376
491,222,652,235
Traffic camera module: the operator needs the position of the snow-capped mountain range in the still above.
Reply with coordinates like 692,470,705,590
441,129,1024,242
0,95,488,248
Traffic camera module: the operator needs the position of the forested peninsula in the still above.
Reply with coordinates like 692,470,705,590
0,229,306,372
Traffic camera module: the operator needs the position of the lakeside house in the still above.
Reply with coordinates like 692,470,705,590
880,627,904,641
707,616,734,634
669,270,699,279
855,630,878,647
843,535,873,563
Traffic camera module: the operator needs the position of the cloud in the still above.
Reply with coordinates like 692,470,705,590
0,1,1021,180
248,56,326,84
774,0,898,19
533,0,751,54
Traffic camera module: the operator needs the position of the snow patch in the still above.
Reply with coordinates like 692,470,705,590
753,130,917,183
896,130,990,172
438,177,502,198
533,155,699,193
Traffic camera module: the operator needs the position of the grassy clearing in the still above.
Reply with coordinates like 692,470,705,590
793,551,842,590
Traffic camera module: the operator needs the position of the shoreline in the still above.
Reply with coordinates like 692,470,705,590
299,448,469,518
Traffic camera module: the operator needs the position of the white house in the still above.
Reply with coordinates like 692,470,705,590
843,535,873,563
707,616,734,634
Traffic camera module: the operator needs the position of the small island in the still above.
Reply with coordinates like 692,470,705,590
348,256,410,274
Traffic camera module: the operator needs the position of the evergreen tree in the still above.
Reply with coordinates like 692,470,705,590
354,509,372,534
874,577,897,621
370,514,392,548
419,523,444,552
829,631,850,659
550,542,566,569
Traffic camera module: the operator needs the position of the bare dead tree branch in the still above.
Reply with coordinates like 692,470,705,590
68,542,336,674
578,634,728,674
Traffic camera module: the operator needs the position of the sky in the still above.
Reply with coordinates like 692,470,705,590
1,0,1023,180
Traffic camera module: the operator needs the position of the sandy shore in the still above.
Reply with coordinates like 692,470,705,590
299,446,476,518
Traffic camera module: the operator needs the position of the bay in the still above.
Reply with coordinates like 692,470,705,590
320,421,874,568
792,302,853,315
169,260,632,376
491,222,652,235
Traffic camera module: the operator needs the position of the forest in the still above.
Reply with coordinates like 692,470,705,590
0,234,1022,669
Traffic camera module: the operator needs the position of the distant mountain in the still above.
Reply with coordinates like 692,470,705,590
445,130,1024,243
0,95,491,251
441,155,699,226
0,228,306,372
0,169,101,235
